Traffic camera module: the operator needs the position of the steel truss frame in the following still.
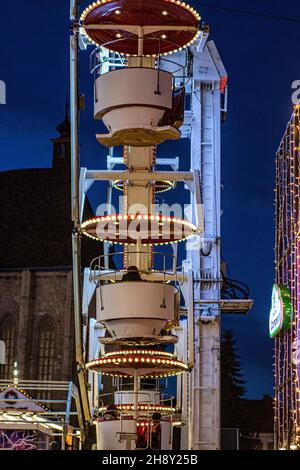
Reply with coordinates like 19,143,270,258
274,104,300,450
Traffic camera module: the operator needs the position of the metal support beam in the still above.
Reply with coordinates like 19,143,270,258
85,170,193,182
187,269,195,450
70,0,92,431
85,24,198,34
107,155,180,171
79,167,95,223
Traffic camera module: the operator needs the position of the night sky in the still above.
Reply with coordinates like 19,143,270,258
1,0,300,398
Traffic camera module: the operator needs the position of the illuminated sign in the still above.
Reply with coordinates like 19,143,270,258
269,284,293,338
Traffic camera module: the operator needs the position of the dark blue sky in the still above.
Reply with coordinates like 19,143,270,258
1,0,300,398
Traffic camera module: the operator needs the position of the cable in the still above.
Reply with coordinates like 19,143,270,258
189,2,300,25
225,279,250,298
221,270,250,300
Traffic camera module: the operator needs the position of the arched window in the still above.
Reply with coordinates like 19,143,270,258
37,317,56,381
0,316,16,379
55,142,66,158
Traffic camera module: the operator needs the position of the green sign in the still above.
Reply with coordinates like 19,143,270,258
269,284,293,338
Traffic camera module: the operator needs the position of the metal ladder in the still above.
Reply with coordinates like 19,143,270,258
191,82,221,450
192,325,220,450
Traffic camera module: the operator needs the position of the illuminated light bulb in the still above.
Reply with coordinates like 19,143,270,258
161,10,169,16
161,34,168,40
115,9,121,14
115,33,122,39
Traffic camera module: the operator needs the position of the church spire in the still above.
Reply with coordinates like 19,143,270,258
51,97,71,168
56,94,70,138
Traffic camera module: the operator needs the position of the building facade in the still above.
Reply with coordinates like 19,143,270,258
0,270,74,382
0,104,99,383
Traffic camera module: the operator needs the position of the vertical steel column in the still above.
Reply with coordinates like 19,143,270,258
70,0,92,429
187,269,195,450
133,370,139,421
188,44,223,450
137,26,144,67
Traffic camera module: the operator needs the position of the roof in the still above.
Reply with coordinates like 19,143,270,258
0,105,101,269
0,386,63,436
239,396,274,433
81,0,200,56
0,386,47,412
0,168,99,269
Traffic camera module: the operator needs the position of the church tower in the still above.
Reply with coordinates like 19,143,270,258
51,98,71,171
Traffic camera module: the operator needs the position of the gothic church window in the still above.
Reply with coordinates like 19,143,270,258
37,317,56,381
0,316,16,379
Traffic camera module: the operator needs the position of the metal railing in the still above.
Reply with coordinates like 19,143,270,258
95,390,175,450
89,250,182,282
89,250,184,314
97,390,175,411
90,48,126,75
90,44,191,87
